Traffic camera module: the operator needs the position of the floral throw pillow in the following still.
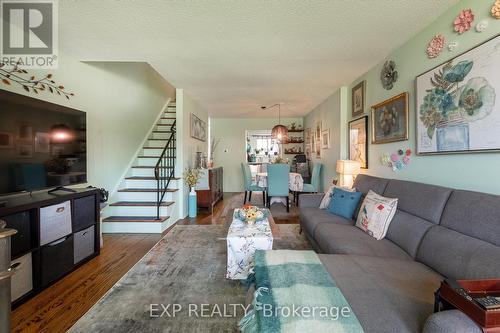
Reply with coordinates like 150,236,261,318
355,190,398,240
319,185,356,209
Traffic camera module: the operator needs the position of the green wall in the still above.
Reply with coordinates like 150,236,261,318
211,117,303,192
346,0,500,194
0,56,175,194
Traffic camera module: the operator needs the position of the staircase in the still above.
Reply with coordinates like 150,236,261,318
102,101,179,233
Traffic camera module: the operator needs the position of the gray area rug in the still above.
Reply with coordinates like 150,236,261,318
70,224,311,333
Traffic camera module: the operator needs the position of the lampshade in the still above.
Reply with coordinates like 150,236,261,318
271,124,289,143
50,124,74,143
336,160,361,175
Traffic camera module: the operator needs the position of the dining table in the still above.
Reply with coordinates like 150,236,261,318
253,172,304,192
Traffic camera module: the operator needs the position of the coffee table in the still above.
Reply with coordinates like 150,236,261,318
224,208,280,280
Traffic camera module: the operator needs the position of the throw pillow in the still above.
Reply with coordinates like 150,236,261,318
319,185,356,209
355,190,398,240
327,188,362,220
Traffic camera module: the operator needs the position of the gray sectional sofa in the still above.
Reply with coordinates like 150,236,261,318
299,174,500,333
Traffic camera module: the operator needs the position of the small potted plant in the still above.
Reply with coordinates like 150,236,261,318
183,168,201,218
290,122,296,130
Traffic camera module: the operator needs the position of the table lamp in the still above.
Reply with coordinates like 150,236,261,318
336,160,361,188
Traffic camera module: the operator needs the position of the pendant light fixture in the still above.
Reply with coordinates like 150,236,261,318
261,104,289,143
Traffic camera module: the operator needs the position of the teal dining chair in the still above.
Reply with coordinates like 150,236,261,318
267,163,291,212
241,163,266,205
296,163,322,203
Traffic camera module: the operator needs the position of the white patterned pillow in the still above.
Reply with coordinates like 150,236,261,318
319,185,356,209
355,190,398,240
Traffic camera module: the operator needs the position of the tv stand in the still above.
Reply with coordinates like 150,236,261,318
48,186,77,195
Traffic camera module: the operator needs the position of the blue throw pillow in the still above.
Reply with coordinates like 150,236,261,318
327,188,362,220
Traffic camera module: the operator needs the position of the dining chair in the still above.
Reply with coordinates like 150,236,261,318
241,163,266,205
296,163,322,203
267,163,291,212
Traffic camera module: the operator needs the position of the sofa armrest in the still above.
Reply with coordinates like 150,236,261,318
423,310,482,333
298,193,324,208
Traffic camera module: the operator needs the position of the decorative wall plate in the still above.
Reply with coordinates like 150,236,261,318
380,60,398,90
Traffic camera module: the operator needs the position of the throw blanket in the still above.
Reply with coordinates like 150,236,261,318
239,250,364,333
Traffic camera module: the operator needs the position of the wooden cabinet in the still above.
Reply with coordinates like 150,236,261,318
196,167,223,213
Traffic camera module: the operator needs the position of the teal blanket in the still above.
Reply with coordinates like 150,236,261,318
239,250,364,333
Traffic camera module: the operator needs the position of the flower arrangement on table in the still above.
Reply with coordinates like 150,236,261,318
236,204,268,225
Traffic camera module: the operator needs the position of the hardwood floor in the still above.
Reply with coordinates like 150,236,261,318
11,233,162,333
11,192,299,332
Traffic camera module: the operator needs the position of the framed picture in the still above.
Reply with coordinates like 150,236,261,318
349,116,368,169
35,132,50,153
17,144,33,158
190,113,206,142
371,92,409,144
352,80,366,117
0,132,14,149
416,34,500,155
314,122,322,158
18,125,32,140
321,129,330,149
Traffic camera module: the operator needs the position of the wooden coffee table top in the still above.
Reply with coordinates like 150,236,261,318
220,208,281,240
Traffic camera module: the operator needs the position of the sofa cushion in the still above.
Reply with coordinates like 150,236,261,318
383,179,451,224
353,174,389,196
423,310,482,333
440,190,500,247
319,254,443,333
299,207,353,238
314,223,411,260
327,188,362,220
386,210,435,258
417,226,500,279
356,190,398,240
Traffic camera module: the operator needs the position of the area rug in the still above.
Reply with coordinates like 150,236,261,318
70,224,311,333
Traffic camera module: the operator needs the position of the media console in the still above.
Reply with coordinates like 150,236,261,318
0,188,100,308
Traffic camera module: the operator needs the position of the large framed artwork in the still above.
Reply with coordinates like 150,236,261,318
371,92,409,144
416,34,500,155
349,116,368,169
190,113,206,142
352,81,365,117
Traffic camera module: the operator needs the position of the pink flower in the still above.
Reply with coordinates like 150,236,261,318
403,156,410,165
426,35,445,58
390,153,398,162
454,9,474,34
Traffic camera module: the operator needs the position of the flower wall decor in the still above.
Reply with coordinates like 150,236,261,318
380,149,412,172
0,61,74,99
426,35,446,58
475,19,488,32
380,60,398,90
453,9,474,34
492,0,500,19
448,41,458,52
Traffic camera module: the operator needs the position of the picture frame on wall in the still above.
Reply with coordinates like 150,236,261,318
352,80,366,117
415,34,500,155
371,92,409,144
0,132,14,149
35,132,50,153
349,116,368,169
314,122,322,158
190,113,207,142
321,129,330,149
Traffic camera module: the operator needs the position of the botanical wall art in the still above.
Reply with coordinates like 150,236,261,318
371,92,409,144
349,116,368,169
380,61,398,90
190,113,207,142
0,61,74,99
351,81,365,117
416,34,500,155
313,122,322,158
380,149,412,172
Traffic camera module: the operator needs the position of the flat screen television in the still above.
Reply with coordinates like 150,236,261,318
0,90,86,197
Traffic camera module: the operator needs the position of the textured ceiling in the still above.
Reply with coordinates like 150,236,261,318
59,0,458,118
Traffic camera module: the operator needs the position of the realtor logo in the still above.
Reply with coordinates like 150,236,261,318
0,0,58,68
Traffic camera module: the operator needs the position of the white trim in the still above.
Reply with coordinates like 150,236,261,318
108,98,172,199
102,219,175,234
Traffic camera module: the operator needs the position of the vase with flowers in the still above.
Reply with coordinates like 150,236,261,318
237,204,268,226
183,168,201,218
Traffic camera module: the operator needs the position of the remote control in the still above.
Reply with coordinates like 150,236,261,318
475,296,500,310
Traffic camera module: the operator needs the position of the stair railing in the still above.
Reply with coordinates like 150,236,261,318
154,119,176,220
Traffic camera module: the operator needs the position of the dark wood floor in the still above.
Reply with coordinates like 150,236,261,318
11,192,299,332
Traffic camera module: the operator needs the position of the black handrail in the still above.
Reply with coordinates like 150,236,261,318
154,119,176,220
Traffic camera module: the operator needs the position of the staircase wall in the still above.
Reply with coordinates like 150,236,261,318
175,89,209,219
